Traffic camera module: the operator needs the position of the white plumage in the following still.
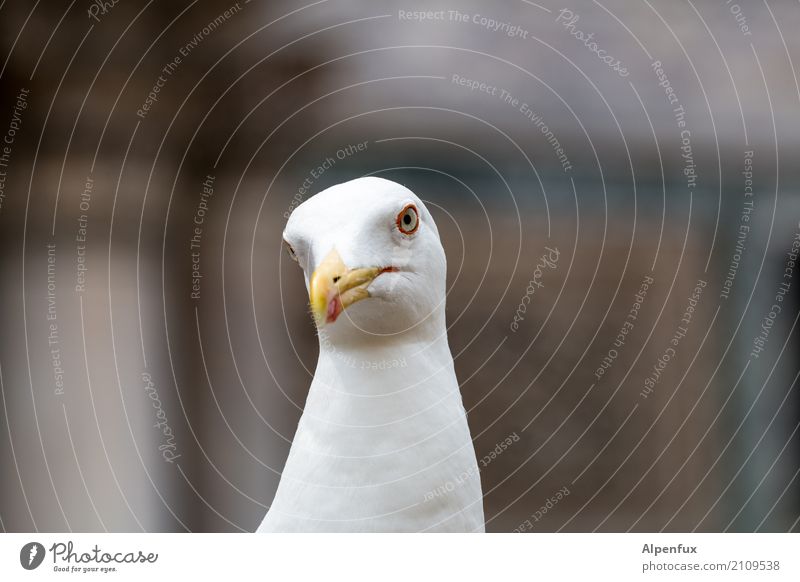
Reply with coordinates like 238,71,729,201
258,177,484,532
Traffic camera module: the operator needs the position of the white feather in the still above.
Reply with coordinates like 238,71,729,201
259,177,484,532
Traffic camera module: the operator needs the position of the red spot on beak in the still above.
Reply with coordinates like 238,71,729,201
326,294,343,323
323,267,397,324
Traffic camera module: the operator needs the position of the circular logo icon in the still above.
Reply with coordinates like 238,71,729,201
20,542,45,570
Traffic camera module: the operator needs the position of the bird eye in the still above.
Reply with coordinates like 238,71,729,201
284,240,298,262
396,204,419,235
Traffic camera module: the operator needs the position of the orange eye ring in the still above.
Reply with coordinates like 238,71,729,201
396,204,419,235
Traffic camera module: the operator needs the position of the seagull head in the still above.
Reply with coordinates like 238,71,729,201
283,177,446,339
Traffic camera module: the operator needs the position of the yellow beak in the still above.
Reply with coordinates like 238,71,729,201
309,248,388,325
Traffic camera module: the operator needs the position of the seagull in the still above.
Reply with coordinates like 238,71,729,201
258,176,485,532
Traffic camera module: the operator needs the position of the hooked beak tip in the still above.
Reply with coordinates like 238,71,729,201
308,249,391,327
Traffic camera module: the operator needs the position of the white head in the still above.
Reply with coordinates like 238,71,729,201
283,177,447,343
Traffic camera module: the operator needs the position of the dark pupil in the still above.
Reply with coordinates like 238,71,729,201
403,213,412,225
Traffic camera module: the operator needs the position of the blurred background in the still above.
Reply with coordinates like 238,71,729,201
0,0,799,532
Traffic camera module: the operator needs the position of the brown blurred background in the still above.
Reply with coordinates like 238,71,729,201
1,0,799,532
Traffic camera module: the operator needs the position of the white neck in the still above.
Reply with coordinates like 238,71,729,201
260,317,485,532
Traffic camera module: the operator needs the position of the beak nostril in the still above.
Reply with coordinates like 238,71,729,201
333,276,341,283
